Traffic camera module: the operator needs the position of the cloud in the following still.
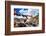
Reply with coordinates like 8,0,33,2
19,8,32,15
15,8,39,16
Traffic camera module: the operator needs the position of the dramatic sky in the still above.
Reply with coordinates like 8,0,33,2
14,8,39,17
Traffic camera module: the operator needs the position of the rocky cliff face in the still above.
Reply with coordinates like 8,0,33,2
14,15,39,27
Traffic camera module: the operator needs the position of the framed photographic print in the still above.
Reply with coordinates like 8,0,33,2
5,1,45,35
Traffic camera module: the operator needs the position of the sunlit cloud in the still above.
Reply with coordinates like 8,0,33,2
14,8,39,17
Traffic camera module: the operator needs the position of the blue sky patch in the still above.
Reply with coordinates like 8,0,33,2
14,8,39,16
